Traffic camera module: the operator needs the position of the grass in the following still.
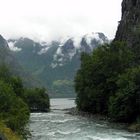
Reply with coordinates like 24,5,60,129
0,121,22,140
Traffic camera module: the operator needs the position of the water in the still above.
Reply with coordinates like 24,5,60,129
29,98,140,140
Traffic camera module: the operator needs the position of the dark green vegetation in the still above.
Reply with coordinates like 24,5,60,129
109,67,140,122
75,0,140,127
0,65,50,139
23,88,50,112
75,41,140,124
0,65,30,139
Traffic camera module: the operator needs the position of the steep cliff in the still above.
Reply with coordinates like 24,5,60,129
115,0,140,47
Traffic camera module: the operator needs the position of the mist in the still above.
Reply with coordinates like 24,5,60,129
0,0,122,42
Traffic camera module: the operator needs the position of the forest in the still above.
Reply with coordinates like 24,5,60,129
0,65,50,140
75,41,140,126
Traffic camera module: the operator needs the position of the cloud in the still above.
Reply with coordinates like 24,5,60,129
0,0,122,42
8,41,22,52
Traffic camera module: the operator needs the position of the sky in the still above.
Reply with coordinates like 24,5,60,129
0,0,122,42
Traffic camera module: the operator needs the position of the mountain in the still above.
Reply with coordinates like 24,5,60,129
0,34,22,73
8,32,109,97
0,35,41,87
115,0,140,48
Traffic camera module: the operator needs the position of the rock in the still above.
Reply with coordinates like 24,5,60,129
0,35,9,49
66,107,108,121
114,0,140,48
0,133,6,140
128,123,140,132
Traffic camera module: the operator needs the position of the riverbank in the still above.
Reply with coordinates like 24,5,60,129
29,98,140,140
66,107,140,133
0,122,21,140
66,107,109,121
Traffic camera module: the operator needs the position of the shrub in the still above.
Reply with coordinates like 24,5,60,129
75,42,134,114
23,88,50,112
0,80,30,137
109,67,140,122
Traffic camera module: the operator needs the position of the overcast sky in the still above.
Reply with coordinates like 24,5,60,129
0,0,122,42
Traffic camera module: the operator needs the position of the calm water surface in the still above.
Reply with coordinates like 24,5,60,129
29,98,140,140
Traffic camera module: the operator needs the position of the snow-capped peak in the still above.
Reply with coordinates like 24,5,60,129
50,32,109,68
7,32,109,69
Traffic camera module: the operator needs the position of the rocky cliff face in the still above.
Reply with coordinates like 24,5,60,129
0,35,9,49
115,0,140,47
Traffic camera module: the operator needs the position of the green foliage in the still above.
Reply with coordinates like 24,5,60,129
10,76,24,97
75,42,134,114
109,67,140,122
0,65,24,97
0,80,30,136
0,64,11,82
0,64,50,139
0,121,21,140
23,88,50,112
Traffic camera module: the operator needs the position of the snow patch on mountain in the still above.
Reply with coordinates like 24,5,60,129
73,37,82,49
7,32,109,69
51,63,58,68
8,41,22,52
50,32,109,68
38,47,50,55
56,47,64,57
85,32,101,43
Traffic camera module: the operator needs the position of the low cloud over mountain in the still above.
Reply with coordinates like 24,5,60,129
8,32,109,97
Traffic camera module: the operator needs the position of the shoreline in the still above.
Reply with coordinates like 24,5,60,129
65,107,109,121
65,107,140,133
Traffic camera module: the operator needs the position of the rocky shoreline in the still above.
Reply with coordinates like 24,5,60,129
65,107,140,132
65,107,109,121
